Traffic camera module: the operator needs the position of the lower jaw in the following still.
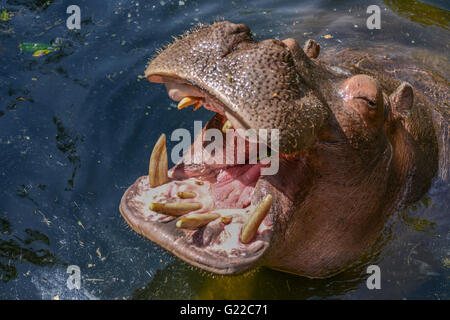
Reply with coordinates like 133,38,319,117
119,170,275,274
119,188,270,274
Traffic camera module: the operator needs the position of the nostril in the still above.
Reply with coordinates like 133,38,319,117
282,38,300,52
303,39,320,59
221,23,252,57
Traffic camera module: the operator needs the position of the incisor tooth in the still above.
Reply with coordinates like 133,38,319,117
177,191,196,199
176,213,220,229
149,134,168,187
149,202,202,216
177,96,201,110
221,216,232,225
221,120,233,133
240,194,272,244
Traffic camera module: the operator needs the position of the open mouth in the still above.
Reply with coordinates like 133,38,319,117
120,75,303,274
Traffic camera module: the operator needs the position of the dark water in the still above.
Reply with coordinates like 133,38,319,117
0,0,448,299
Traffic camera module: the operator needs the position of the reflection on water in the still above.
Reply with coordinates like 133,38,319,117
0,0,448,299
133,260,367,300
133,229,388,300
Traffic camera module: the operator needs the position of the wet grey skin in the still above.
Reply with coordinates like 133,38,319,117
145,22,330,154
120,21,444,277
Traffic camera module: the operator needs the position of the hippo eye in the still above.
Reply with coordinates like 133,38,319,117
357,97,377,109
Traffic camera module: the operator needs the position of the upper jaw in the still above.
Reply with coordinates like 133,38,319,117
144,22,333,154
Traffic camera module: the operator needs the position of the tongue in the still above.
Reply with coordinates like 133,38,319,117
213,163,263,208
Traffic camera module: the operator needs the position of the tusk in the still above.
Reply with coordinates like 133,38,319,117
240,194,272,244
221,120,233,133
177,191,196,199
149,134,169,187
149,202,202,216
176,213,220,229
177,96,201,110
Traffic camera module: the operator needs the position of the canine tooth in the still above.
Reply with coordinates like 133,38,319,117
149,134,169,187
240,194,272,244
177,96,200,110
221,120,233,133
176,213,220,229
177,191,196,199
149,202,202,216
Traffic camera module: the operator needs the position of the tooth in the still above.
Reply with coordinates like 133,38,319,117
195,181,204,185
149,202,202,216
176,213,220,229
149,134,169,187
177,96,201,110
221,120,233,133
193,101,202,111
240,194,272,244
221,216,232,225
177,191,196,199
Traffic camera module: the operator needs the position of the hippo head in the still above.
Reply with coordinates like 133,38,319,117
120,21,434,277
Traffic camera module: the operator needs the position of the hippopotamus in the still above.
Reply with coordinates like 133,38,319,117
120,21,448,278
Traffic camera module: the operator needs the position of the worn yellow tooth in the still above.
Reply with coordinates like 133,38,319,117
176,213,220,229
177,96,200,110
177,191,196,199
240,194,272,244
221,216,232,225
149,202,202,216
149,134,168,187
221,120,233,133
195,181,204,185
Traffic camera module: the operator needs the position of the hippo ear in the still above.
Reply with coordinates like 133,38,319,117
303,39,320,59
390,82,414,118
